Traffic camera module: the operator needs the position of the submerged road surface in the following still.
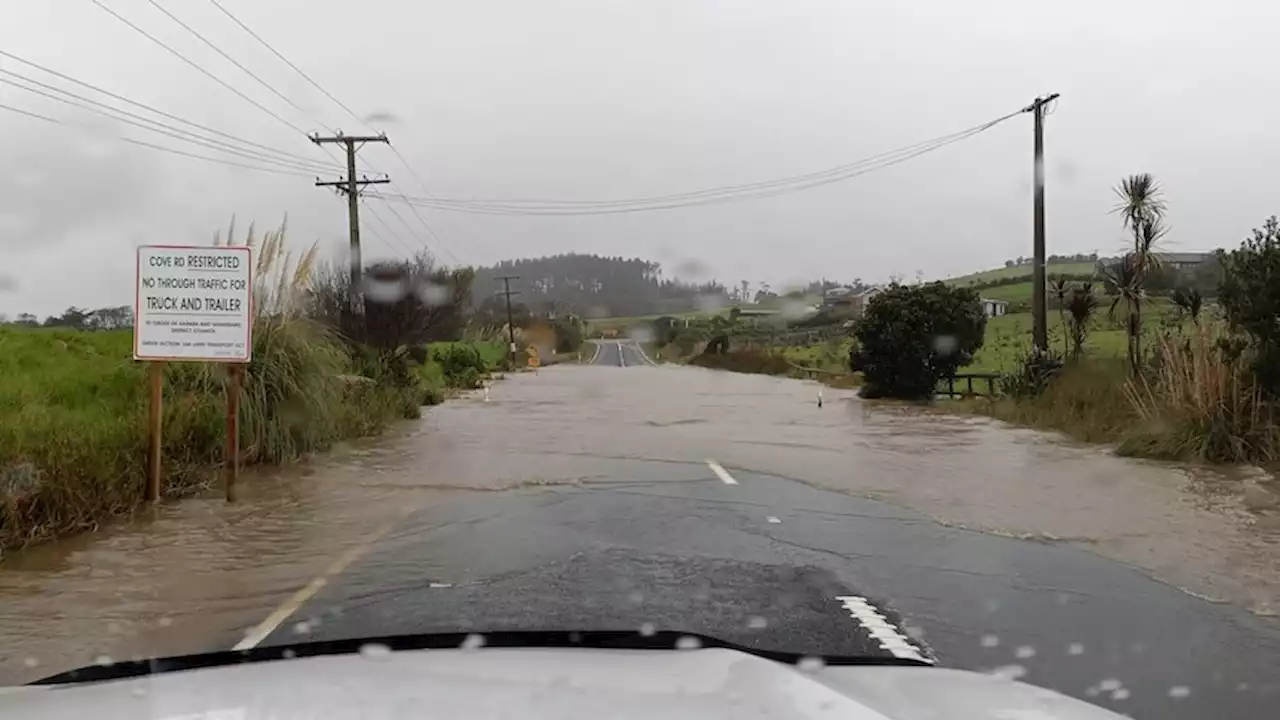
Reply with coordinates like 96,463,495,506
4,342,1279,720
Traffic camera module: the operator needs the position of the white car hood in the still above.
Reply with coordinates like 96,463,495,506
3,646,1124,719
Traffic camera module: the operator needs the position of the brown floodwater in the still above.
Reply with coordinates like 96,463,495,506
2,362,1278,684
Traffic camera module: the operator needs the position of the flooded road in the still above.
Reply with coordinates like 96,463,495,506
3,348,1279,718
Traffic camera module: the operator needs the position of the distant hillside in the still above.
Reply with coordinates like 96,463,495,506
946,260,1099,287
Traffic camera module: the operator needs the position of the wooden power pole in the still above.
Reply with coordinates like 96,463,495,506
312,132,390,309
1024,93,1059,354
496,275,521,370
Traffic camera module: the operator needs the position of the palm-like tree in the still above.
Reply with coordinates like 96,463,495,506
1111,174,1168,375
1049,277,1070,356
1171,288,1204,325
1066,282,1100,359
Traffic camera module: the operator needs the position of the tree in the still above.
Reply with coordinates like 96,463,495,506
1219,216,1280,394
1066,282,1099,359
1111,173,1168,375
1171,288,1203,325
1049,277,1070,356
849,282,986,400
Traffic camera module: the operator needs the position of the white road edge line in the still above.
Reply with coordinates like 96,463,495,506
232,514,405,651
705,459,739,485
588,341,602,364
834,595,932,664
617,341,626,368
634,341,658,366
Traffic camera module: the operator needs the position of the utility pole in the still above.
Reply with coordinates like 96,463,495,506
1024,93,1059,354
496,275,521,370
312,132,390,313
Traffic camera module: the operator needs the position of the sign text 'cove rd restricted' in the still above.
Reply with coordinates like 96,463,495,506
134,245,253,362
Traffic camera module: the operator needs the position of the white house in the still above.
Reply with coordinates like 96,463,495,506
980,298,1008,318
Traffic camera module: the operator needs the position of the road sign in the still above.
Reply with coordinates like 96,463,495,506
134,245,253,362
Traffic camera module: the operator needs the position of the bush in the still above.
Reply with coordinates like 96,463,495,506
1218,215,1280,396
1000,349,1065,400
1121,328,1278,462
689,349,791,375
850,282,986,400
432,343,487,389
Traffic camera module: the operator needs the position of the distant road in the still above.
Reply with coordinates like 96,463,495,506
586,339,656,368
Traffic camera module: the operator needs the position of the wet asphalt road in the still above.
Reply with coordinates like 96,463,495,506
249,342,1280,720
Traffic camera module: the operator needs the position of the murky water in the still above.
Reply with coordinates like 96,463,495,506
2,363,1278,684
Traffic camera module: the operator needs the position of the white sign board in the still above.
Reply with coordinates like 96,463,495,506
134,245,253,362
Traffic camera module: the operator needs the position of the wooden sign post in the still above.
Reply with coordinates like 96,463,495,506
134,245,253,504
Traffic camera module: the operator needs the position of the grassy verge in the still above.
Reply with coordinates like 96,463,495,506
0,322,419,548
971,326,1280,464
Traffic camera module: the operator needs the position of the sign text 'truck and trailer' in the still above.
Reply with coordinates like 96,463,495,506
134,245,253,362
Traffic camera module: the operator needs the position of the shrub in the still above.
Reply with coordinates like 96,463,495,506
689,349,791,375
1218,215,1280,396
432,343,487,389
1122,328,1277,462
850,282,986,400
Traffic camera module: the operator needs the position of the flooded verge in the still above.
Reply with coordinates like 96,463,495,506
2,364,1278,684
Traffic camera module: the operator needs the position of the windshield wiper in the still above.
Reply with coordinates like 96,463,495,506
31,629,930,686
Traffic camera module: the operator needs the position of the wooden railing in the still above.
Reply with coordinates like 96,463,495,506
939,372,1001,398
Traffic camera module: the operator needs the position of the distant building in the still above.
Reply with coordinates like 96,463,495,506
1098,251,1214,271
822,286,881,318
980,298,1008,318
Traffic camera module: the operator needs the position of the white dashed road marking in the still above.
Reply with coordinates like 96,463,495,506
835,595,932,663
617,342,626,368
706,460,739,485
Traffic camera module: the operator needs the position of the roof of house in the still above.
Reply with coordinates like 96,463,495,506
1159,251,1214,264
979,298,1008,306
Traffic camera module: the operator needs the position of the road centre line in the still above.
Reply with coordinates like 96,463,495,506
705,459,739,486
617,342,626,368
232,510,410,650
834,595,932,664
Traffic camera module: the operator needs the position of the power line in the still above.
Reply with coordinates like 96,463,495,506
0,72,338,174
141,0,303,112
206,0,366,130
199,0,461,263
89,0,311,137
364,110,1019,216
0,101,313,176
0,49,336,170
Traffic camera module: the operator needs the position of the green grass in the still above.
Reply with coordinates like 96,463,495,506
432,340,505,371
0,323,415,548
946,261,1098,286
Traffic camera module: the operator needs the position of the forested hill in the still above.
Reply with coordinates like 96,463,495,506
471,254,730,318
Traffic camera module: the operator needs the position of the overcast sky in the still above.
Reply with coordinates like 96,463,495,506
2,0,1278,317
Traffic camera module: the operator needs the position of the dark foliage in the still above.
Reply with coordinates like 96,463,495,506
849,282,986,400
1001,349,1065,399
1219,215,1280,395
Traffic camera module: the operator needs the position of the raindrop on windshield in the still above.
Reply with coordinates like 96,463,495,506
291,621,312,635
460,633,486,651
363,274,407,304
797,656,825,673
629,325,655,344
130,688,147,699
1066,643,1084,656
282,649,297,659
932,334,958,356
980,634,1000,648
93,654,113,667
1168,686,1191,699
628,591,644,605
1098,679,1122,692
990,664,1026,681
415,280,450,306
1014,645,1036,659
157,617,173,628
675,636,701,650
747,616,768,630
22,657,38,669
1111,688,1131,701
904,625,925,641
639,623,656,637
359,643,393,660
